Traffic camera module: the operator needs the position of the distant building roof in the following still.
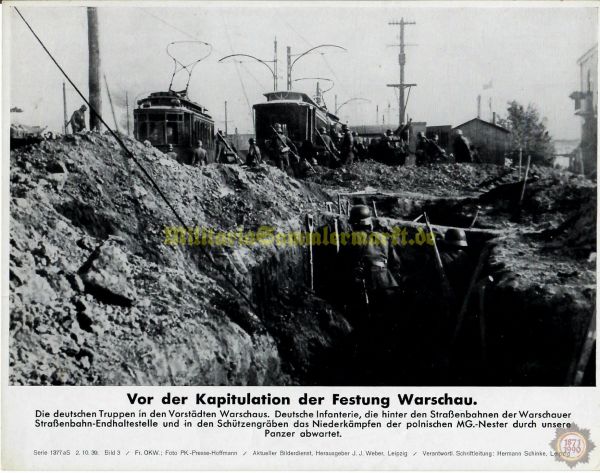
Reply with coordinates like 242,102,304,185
349,125,389,135
350,122,427,135
453,117,510,134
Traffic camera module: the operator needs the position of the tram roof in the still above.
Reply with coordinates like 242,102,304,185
136,91,213,120
256,91,340,122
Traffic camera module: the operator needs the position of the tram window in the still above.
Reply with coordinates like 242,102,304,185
148,122,165,144
166,122,178,144
148,113,165,122
167,114,183,121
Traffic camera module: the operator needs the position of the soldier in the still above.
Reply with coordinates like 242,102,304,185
269,123,297,174
316,126,339,167
166,144,178,160
415,132,430,166
246,138,262,166
191,140,208,166
340,205,401,324
439,228,472,301
68,105,87,133
395,119,412,145
340,124,354,165
453,130,473,163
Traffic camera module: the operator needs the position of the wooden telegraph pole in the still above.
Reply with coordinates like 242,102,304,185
87,7,102,131
62,82,68,133
387,18,416,128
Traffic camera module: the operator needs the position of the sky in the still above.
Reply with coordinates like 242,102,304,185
7,2,598,139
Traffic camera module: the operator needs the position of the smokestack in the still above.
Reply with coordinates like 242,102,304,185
493,112,496,125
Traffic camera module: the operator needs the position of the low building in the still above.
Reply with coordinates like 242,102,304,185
425,125,452,150
452,118,511,164
569,44,597,176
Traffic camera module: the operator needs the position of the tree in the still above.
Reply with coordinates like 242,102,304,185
497,101,555,166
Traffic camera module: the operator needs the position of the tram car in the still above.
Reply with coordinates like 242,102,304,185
253,91,341,152
134,90,215,164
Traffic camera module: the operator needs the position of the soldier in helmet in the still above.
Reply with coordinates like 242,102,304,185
439,228,472,300
246,138,262,166
316,126,339,167
68,105,87,133
340,124,354,165
269,123,297,174
340,204,401,325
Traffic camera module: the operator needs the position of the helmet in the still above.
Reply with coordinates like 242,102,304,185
274,123,283,132
445,228,468,247
349,205,372,229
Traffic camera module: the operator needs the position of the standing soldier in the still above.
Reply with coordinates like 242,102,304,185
269,123,297,175
415,132,430,166
453,130,473,163
246,138,262,166
166,144,178,160
340,205,401,324
191,140,208,166
340,124,354,165
316,126,339,167
439,228,472,300
68,105,87,133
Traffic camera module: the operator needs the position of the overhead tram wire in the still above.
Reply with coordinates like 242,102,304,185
220,12,255,128
14,7,257,310
274,10,348,99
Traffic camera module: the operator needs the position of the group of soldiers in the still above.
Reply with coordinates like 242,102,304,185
68,103,478,171
334,204,474,383
339,204,472,328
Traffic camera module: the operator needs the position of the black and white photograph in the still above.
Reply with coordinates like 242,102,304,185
6,2,597,388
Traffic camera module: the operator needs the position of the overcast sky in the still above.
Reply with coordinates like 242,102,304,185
8,2,598,139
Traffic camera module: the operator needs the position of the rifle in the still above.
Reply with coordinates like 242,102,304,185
315,129,341,163
270,126,316,174
306,214,315,291
423,212,454,302
215,131,244,165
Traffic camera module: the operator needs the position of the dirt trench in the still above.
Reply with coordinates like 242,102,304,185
8,133,596,386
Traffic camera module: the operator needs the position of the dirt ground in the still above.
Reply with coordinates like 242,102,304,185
9,132,597,385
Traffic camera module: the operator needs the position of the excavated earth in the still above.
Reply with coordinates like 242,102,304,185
9,132,597,386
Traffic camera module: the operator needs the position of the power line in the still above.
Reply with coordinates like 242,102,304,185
220,13,254,127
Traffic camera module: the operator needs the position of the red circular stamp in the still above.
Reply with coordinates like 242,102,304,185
550,423,596,467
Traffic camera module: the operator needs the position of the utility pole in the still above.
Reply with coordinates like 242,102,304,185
87,7,102,131
315,82,321,105
286,46,292,90
103,74,120,134
376,105,379,125
62,82,68,134
224,100,228,135
387,18,416,127
126,91,130,136
274,37,278,91
334,95,338,115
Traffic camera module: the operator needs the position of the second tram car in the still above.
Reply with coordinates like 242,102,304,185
253,91,341,150
134,90,215,163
